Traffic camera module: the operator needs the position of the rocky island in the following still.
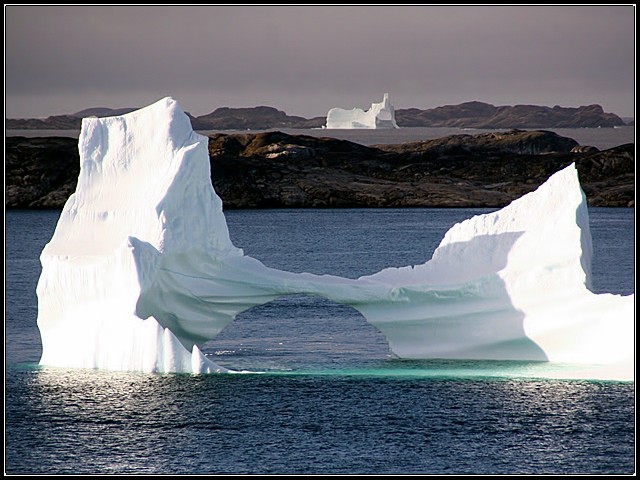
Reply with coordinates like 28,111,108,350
5,129,633,209
395,101,626,128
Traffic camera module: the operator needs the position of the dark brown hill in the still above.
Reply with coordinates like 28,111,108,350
5,130,633,209
394,102,625,128
209,130,633,208
191,106,324,130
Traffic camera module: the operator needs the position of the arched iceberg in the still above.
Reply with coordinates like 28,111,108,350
36,97,634,379
325,93,399,129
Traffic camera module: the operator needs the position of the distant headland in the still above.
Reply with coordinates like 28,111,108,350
5,101,629,130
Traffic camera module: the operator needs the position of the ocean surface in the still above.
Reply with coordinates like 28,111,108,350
5,206,635,475
6,125,636,150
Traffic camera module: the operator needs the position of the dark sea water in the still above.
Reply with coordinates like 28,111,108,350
4,207,635,475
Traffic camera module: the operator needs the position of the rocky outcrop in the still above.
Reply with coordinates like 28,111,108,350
5,136,80,208
191,106,325,130
5,131,634,209
374,129,580,156
395,102,625,128
5,107,138,130
71,107,137,118
209,130,633,208
5,115,83,130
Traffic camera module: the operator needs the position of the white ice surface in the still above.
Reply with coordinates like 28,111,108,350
36,97,634,379
325,93,399,129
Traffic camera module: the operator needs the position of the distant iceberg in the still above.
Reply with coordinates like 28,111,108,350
36,97,634,379
325,93,399,129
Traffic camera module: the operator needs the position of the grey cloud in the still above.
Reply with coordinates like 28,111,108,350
4,5,635,118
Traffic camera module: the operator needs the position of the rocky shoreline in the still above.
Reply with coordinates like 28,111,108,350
5,129,634,209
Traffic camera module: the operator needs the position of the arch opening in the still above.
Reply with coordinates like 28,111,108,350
201,294,393,372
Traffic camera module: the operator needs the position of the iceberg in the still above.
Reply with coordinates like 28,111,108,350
325,93,399,129
36,97,634,379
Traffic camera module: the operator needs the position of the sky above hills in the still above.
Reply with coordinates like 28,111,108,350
4,5,636,119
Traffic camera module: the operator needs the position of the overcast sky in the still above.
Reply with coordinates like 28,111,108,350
4,5,636,119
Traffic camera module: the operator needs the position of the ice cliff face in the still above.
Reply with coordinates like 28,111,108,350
36,97,634,379
325,93,399,129
36,98,239,373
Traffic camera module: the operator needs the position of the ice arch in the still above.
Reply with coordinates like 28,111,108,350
36,97,634,379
